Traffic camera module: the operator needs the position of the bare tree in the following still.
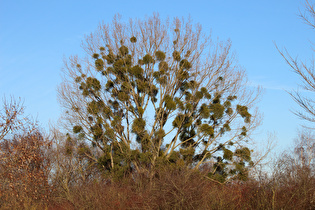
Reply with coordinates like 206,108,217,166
58,14,261,182
49,126,103,202
0,97,26,140
277,0,315,124
272,129,315,184
294,128,315,170
0,97,52,207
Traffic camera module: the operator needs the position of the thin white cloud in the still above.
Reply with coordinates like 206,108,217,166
248,80,293,91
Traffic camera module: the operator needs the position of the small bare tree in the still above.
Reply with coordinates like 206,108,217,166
0,97,26,140
269,129,315,208
49,127,103,202
0,97,52,207
294,129,315,171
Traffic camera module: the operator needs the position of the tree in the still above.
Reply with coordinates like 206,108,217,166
58,14,261,182
0,97,25,140
277,0,315,125
293,129,315,171
49,127,103,201
269,129,315,209
0,97,52,206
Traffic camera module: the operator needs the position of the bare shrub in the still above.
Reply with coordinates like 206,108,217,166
0,97,53,208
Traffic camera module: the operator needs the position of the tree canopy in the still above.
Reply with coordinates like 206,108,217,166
58,14,261,182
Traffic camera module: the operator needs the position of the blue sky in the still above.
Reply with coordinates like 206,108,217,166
0,0,312,152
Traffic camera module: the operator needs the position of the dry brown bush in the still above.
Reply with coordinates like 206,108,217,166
0,130,53,208
53,165,244,210
0,97,53,209
47,161,315,210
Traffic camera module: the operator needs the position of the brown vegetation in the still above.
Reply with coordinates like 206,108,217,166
0,104,313,209
0,133,314,209
1,115,314,209
0,98,52,208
